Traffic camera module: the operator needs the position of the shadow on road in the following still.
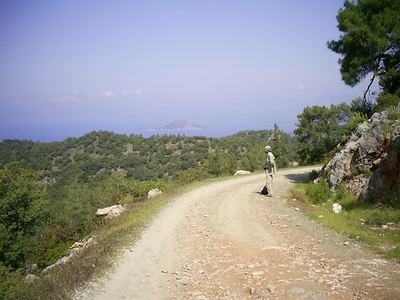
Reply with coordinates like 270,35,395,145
284,173,311,184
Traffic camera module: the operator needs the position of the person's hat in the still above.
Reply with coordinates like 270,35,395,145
265,146,272,151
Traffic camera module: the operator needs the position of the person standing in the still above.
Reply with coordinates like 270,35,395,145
264,145,276,197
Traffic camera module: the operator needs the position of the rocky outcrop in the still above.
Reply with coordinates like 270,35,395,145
319,107,400,204
360,127,400,202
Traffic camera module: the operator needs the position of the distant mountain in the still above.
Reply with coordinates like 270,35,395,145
148,120,210,131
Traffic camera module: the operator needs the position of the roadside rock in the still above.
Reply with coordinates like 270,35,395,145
95,205,125,219
42,255,71,273
67,237,93,255
147,188,163,199
234,170,251,176
332,203,342,214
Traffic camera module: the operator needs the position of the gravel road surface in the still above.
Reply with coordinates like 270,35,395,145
75,167,400,299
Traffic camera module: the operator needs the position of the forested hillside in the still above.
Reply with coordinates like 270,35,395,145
0,127,296,274
0,128,296,186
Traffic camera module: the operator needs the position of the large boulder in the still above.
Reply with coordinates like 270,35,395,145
360,128,400,202
319,107,400,203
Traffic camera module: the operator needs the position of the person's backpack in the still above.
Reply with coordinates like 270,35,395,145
261,185,269,195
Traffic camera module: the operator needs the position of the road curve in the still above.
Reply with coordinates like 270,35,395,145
75,166,400,299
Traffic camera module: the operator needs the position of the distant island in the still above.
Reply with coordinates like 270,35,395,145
147,120,210,132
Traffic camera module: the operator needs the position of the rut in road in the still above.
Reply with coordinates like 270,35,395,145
75,167,400,300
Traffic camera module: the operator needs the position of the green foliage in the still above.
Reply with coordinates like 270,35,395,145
327,0,400,93
309,170,319,182
173,168,210,185
350,97,373,118
387,246,400,260
328,0,400,123
0,129,297,186
0,264,26,300
0,163,49,269
348,112,368,132
202,147,231,177
294,103,354,165
0,187,176,300
387,105,400,121
305,179,332,204
375,91,400,113
364,210,399,227
270,124,294,168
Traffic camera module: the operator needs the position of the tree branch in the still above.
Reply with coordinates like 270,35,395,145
363,74,376,102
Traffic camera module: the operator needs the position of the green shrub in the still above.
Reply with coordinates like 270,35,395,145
305,179,332,204
365,209,400,227
333,183,357,203
388,105,400,121
139,180,170,198
387,246,400,260
365,211,389,226
0,264,25,300
309,170,319,182
348,112,367,132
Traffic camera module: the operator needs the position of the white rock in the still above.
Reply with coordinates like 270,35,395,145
95,205,125,219
332,203,342,214
147,188,163,199
234,170,250,176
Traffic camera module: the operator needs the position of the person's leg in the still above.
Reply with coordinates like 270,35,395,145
265,171,273,196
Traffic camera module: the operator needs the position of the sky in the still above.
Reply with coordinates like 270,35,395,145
0,0,379,142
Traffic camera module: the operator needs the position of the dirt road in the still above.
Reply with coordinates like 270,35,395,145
75,167,400,299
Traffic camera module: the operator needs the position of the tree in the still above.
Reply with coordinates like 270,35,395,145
0,163,49,269
270,124,290,168
294,103,353,165
203,147,232,177
327,0,400,96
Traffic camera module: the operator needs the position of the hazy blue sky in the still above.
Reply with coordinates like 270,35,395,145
0,0,378,142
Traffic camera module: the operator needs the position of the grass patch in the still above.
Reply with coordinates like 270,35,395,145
290,182,400,261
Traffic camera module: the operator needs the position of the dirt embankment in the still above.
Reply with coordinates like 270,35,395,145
75,167,400,299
